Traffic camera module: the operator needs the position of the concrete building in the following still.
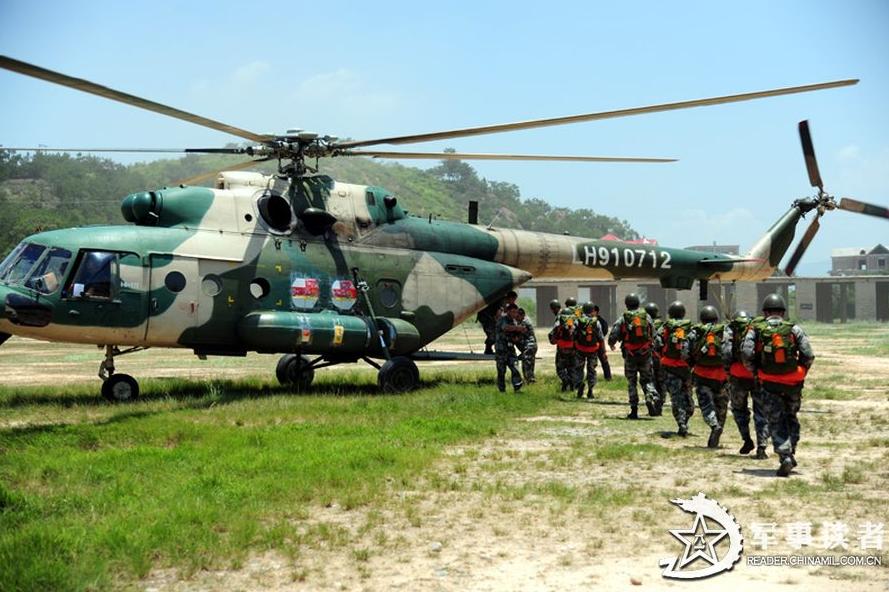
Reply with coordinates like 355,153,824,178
831,244,889,276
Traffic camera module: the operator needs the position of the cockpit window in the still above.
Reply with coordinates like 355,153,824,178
0,243,46,285
66,251,118,300
25,247,72,294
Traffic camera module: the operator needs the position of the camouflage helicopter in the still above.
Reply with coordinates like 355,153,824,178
1,56,886,401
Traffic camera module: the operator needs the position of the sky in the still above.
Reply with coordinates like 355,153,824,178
1,0,887,275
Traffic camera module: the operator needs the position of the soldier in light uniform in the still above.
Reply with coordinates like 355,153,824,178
742,294,815,477
722,310,770,459
549,297,580,392
494,303,524,392
645,301,665,415
687,305,729,448
516,307,537,384
478,290,517,355
574,301,605,399
608,293,658,419
656,300,693,436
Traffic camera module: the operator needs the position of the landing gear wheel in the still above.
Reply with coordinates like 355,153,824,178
101,373,140,402
377,356,420,393
276,354,315,390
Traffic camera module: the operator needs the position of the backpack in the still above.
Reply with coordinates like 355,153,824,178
553,311,576,344
621,310,650,345
662,319,692,360
575,316,601,351
756,319,798,374
694,322,725,367
728,316,753,361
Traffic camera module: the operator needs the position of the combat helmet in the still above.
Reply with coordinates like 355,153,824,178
699,305,719,323
667,300,686,319
582,301,595,315
761,293,787,313
565,297,577,307
644,301,660,319
549,299,561,313
732,310,750,321
624,293,640,309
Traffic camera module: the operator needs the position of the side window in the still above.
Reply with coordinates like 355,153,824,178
66,251,118,301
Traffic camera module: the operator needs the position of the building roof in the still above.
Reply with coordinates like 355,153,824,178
832,247,869,257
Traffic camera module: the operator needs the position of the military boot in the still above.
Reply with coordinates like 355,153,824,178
755,447,768,460
776,457,794,477
739,438,755,455
627,406,639,420
707,425,723,448
678,425,688,437
587,385,595,399
577,383,585,399
645,400,656,416
560,380,569,392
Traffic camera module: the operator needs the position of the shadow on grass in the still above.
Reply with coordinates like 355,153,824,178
738,468,783,478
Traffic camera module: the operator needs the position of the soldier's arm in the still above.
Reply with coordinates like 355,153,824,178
684,328,698,363
793,325,815,369
607,318,622,347
645,314,655,340
721,325,735,366
740,328,757,372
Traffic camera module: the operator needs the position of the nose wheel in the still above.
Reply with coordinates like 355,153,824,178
98,345,145,402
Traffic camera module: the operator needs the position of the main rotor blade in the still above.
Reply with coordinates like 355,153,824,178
172,157,272,186
0,55,273,144
839,197,889,220
338,150,676,163
2,146,248,154
798,120,823,191
336,79,859,149
784,215,822,276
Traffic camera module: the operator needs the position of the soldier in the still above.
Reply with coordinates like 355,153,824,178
687,306,729,448
723,310,770,459
516,308,537,384
574,301,605,399
742,294,815,477
608,293,659,419
549,299,580,392
593,304,612,381
477,290,517,355
494,303,524,393
657,300,693,436
645,301,665,415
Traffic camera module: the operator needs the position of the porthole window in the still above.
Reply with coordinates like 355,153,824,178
250,278,270,299
201,275,222,297
244,213,253,222
377,280,400,309
164,271,187,293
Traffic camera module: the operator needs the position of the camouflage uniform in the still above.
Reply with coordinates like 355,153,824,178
574,314,604,397
742,316,814,469
687,323,729,432
549,308,580,391
517,316,537,383
722,322,770,453
655,319,693,434
595,312,612,380
651,318,666,414
494,315,523,392
608,310,659,414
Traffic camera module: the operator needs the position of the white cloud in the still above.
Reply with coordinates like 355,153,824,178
837,144,860,161
230,61,270,86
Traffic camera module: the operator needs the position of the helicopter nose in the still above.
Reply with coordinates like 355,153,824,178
0,286,53,328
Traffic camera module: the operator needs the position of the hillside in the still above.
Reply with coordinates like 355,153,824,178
0,149,638,255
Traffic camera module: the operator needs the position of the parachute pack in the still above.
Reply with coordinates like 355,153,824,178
756,319,798,374
575,316,601,352
662,319,692,360
694,323,725,367
621,310,650,346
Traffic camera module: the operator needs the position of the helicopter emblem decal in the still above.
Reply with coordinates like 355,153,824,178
290,276,320,309
659,492,743,580
330,279,358,310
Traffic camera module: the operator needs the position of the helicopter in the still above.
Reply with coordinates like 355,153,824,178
1,55,886,401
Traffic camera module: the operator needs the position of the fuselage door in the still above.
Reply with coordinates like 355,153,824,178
146,254,200,347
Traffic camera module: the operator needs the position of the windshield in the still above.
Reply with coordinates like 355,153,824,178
25,247,72,294
0,242,28,280
0,243,46,285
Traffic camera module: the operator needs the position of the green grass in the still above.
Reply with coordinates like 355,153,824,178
0,371,552,592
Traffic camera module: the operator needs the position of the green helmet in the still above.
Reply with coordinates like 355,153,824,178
624,293,640,309
668,300,686,319
733,310,750,321
699,305,719,323
644,301,660,319
761,293,786,313
565,297,577,307
549,299,561,312
582,301,595,314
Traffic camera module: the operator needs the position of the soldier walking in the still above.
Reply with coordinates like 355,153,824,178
593,304,612,381
549,298,580,392
657,301,693,436
495,303,524,392
688,306,729,448
574,302,605,399
722,310,770,459
742,294,815,477
478,290,517,355
608,293,659,419
516,308,537,384
645,301,665,415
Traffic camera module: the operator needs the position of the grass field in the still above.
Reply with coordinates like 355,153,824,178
1,322,888,591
